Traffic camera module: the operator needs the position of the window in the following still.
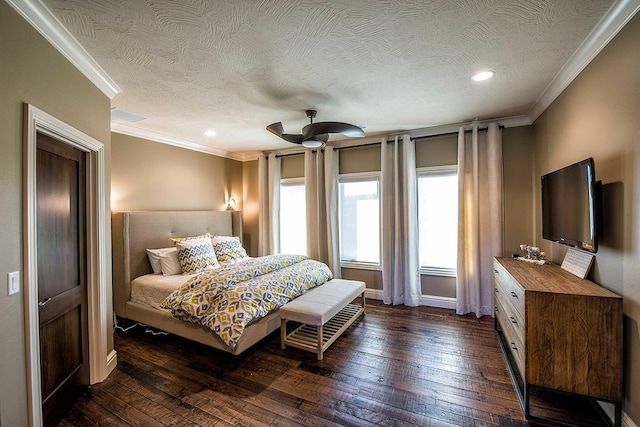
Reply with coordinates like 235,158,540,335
418,166,458,276
280,178,307,255
339,173,381,268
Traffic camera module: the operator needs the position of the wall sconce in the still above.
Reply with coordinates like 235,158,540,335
226,194,237,210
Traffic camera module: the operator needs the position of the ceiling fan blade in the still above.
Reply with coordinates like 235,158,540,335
302,122,365,139
267,122,303,144
266,122,285,137
281,133,304,144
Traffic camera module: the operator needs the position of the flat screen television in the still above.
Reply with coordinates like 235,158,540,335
541,158,598,253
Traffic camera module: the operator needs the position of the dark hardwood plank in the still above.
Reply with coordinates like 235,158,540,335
58,300,606,426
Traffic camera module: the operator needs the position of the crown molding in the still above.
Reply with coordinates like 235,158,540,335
236,151,266,162
528,0,640,122
110,122,262,162
498,115,533,128
6,0,121,99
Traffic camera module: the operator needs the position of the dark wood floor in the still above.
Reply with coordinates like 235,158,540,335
59,300,607,426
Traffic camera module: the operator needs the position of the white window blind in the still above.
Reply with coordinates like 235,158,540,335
418,166,458,276
339,174,381,268
280,178,307,255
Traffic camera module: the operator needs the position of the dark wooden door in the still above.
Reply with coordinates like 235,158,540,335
36,132,89,426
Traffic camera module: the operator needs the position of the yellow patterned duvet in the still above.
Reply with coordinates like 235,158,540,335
161,254,332,349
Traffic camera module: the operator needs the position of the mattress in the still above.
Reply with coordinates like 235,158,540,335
130,261,241,310
130,273,197,309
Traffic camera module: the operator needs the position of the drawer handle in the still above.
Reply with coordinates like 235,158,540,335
510,291,518,299
510,342,518,351
494,288,499,293
494,269,499,274
509,316,517,324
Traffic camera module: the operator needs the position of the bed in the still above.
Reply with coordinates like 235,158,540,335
112,210,328,355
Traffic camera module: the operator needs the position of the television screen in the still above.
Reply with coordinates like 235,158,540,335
541,158,598,252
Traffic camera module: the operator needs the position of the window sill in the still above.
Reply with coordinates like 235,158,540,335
420,267,457,278
340,262,382,272
339,265,456,276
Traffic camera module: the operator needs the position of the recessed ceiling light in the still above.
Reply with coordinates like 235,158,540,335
204,130,217,137
472,70,494,81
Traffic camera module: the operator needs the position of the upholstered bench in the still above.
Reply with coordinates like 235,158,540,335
280,279,365,360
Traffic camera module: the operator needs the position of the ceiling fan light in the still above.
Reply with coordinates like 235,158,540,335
302,139,324,148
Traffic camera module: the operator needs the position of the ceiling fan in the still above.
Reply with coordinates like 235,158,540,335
266,110,365,148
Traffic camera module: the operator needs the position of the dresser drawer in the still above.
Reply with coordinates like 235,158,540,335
495,285,525,342
494,261,525,317
496,298,525,377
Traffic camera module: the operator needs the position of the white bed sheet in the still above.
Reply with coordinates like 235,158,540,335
130,273,197,310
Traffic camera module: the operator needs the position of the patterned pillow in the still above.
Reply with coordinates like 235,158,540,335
171,233,212,244
174,237,220,274
211,235,249,264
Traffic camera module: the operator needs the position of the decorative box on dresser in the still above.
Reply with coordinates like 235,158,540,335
493,257,623,426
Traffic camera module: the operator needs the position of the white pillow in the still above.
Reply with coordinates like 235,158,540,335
146,247,176,274
174,236,220,274
158,247,182,276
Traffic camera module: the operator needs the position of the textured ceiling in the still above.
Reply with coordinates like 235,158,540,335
42,0,615,155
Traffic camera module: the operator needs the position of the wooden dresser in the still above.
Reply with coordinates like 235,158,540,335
493,257,623,426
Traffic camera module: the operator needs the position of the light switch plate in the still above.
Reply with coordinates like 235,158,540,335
8,271,19,296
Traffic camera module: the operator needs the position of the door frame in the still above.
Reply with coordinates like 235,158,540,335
23,104,114,426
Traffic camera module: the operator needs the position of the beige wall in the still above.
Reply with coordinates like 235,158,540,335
503,126,534,255
0,3,112,425
242,160,260,256
533,13,640,423
111,133,242,213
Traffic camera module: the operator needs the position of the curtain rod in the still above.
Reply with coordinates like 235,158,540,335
272,125,506,157
410,124,505,141
274,151,305,158
275,141,382,157
335,141,382,151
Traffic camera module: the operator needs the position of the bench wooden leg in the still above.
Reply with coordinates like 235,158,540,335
362,291,366,312
317,325,323,360
281,318,287,349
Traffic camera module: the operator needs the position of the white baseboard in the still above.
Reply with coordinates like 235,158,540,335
421,295,456,309
364,289,384,301
106,350,118,376
364,289,456,309
599,402,637,427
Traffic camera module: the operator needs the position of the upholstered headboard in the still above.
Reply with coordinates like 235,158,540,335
112,210,242,318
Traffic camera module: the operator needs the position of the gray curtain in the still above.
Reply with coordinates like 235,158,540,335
456,123,503,317
304,148,341,277
381,135,421,306
258,153,281,256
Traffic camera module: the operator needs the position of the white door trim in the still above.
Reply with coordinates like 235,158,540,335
23,104,113,427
